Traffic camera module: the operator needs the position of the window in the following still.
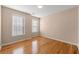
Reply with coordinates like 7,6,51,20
12,15,25,36
32,19,39,33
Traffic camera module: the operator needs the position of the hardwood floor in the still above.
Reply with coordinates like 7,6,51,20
0,36,78,54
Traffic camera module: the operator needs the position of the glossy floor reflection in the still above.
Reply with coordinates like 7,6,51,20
32,40,38,54
12,47,24,54
0,36,78,54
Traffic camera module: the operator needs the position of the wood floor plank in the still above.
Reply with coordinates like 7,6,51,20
0,36,78,54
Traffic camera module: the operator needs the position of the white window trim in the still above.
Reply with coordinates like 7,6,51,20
12,14,25,36
32,18,40,33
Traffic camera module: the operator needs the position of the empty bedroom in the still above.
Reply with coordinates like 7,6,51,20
0,5,79,54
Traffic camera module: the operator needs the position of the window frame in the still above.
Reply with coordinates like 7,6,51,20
32,18,40,33
12,14,25,36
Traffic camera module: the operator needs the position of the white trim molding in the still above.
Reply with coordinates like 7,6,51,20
2,38,32,46
41,35,78,46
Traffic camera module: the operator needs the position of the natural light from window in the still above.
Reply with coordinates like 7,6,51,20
12,15,25,36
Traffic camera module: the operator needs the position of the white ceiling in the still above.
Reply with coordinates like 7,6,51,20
4,5,77,18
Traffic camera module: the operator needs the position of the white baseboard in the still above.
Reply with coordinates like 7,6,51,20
41,35,78,46
32,35,40,38
2,38,32,46
1,35,78,50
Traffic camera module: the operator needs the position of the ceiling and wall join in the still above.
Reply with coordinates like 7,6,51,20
4,5,77,18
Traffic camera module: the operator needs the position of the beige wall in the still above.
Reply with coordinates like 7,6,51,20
78,7,79,50
1,6,32,45
40,7,78,45
0,5,1,50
